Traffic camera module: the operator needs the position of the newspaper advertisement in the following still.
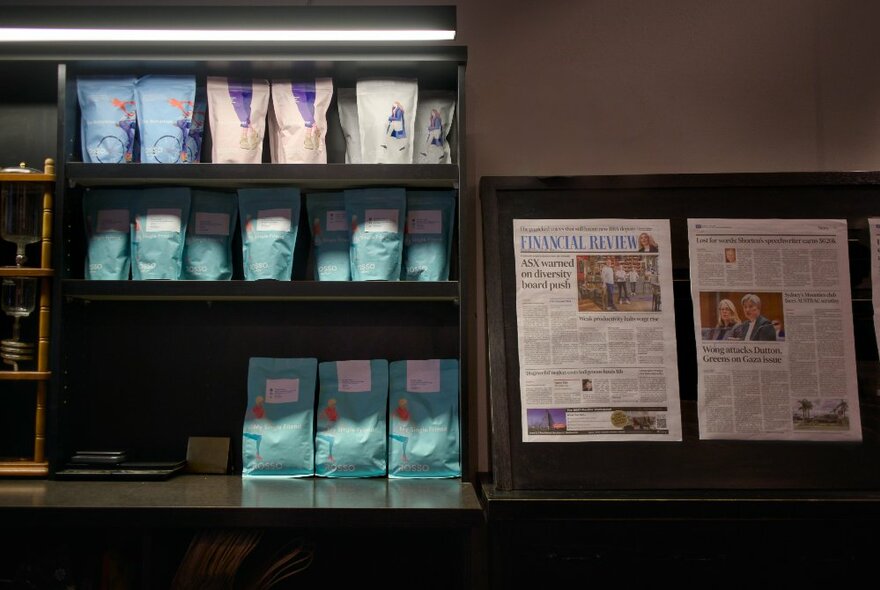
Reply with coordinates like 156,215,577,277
868,218,880,369
688,219,861,441
513,219,682,442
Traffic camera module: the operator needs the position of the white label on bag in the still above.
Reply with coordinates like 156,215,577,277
256,208,291,232
407,360,441,393
408,210,442,234
266,378,299,403
364,209,399,233
96,209,129,233
337,360,372,392
326,210,347,232
195,212,230,236
145,209,181,232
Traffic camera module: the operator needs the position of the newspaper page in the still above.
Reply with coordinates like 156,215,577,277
688,219,862,441
513,219,682,442
869,218,880,366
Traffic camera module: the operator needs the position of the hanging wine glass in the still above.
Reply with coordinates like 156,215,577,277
1,276,36,371
1,163,44,268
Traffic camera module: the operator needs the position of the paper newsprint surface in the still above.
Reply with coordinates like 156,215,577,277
688,219,861,440
513,219,682,442
868,218,880,376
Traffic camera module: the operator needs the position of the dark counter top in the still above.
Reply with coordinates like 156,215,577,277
0,476,483,528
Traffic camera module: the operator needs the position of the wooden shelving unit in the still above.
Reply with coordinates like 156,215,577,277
0,158,54,477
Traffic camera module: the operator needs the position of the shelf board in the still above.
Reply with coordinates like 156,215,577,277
0,475,482,528
0,268,53,278
0,371,51,381
0,461,49,477
62,279,460,302
0,173,54,183
65,163,459,189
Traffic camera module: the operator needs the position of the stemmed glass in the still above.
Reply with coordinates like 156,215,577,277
1,166,43,267
1,277,36,370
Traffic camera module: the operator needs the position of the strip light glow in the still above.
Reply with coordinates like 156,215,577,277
0,28,456,42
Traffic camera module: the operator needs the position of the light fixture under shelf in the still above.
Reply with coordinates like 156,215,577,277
0,5,456,44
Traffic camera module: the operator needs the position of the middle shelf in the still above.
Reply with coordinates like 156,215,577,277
61,279,460,301
65,163,460,190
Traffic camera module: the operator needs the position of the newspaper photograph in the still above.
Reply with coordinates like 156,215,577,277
868,218,880,367
688,219,862,440
513,219,682,442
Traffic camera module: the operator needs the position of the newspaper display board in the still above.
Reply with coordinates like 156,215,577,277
869,218,880,364
688,219,862,441
513,219,682,442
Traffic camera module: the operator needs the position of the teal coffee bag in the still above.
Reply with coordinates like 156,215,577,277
307,192,350,281
315,360,389,477
182,190,238,280
345,188,406,281
388,359,461,478
83,189,131,280
131,188,191,280
243,357,318,477
402,191,455,281
238,188,301,280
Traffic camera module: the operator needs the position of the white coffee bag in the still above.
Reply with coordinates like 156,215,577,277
356,79,418,164
207,77,270,163
270,78,333,164
413,91,455,164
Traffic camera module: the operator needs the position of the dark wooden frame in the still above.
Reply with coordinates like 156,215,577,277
482,173,880,491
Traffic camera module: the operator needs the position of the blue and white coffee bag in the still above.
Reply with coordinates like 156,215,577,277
388,359,461,478
315,360,389,478
182,190,238,280
83,189,131,280
243,357,318,477
185,84,207,163
135,75,196,164
238,188,301,280
402,191,455,281
131,188,191,280
345,188,406,281
77,77,138,163
307,192,350,281
413,91,455,164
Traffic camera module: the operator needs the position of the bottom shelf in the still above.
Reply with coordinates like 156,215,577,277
0,460,49,477
0,475,482,528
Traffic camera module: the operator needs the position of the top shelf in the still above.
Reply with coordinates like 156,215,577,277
66,163,459,190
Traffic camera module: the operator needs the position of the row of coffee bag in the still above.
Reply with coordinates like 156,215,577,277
242,358,460,479
83,187,455,281
338,80,456,164
78,76,206,164
77,76,455,165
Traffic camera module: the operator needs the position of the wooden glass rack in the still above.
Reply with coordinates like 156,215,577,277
0,158,54,476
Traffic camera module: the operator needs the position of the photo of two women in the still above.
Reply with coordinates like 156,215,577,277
699,291,785,342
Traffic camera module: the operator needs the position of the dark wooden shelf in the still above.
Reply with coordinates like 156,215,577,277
0,268,53,278
61,279,460,302
0,461,49,477
480,477,880,521
0,371,51,381
0,476,482,528
65,163,459,189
